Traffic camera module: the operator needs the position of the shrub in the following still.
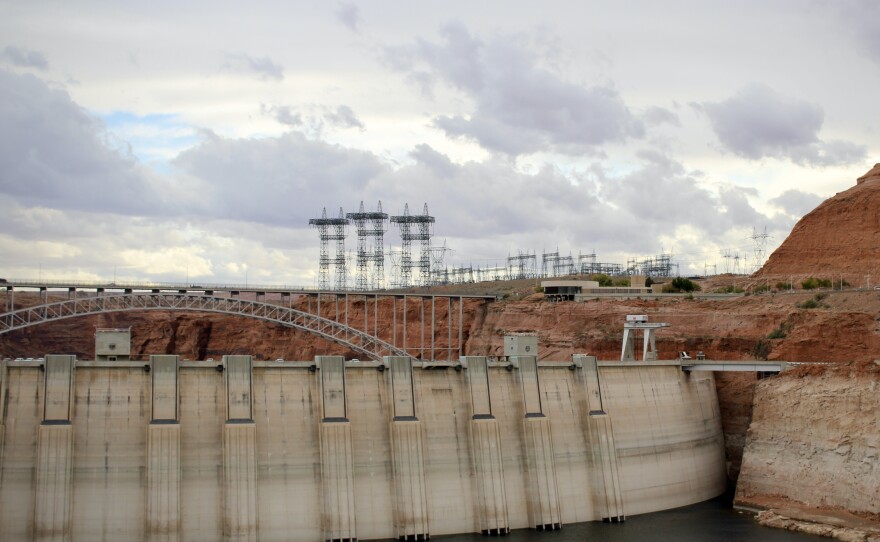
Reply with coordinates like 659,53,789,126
612,277,631,287
534,285,544,293
753,284,771,294
797,294,827,309
591,274,613,287
775,281,789,291
802,277,832,290
752,339,770,360
767,321,789,339
801,277,820,290
670,277,701,293
715,285,744,294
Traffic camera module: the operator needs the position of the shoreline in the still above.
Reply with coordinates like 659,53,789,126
735,497,880,542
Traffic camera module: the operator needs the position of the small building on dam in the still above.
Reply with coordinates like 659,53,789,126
0,332,728,541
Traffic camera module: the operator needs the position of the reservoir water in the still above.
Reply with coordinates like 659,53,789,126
394,496,827,542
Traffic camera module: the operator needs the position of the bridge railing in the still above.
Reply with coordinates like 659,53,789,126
2,278,318,291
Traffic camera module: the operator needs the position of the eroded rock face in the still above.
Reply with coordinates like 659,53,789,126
756,163,880,280
736,362,880,519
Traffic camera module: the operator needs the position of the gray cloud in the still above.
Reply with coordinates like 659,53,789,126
222,53,284,82
385,22,644,156
171,130,386,226
1,45,48,70
641,106,680,128
261,104,302,126
409,144,455,178
598,150,767,238
697,84,866,167
0,69,171,215
837,0,880,66
261,103,364,133
335,2,361,32
324,105,364,130
769,189,824,218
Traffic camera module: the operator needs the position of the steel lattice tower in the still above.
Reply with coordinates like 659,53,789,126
346,201,388,290
390,203,434,287
309,207,350,290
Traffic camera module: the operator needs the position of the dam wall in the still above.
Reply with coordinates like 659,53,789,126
0,356,726,541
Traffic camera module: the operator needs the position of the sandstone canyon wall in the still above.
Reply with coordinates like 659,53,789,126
734,362,880,538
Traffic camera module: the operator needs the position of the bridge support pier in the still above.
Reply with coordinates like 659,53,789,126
462,356,509,536
34,355,75,542
574,355,625,523
512,356,561,531
318,356,357,542
146,355,181,542
387,356,430,540
223,355,259,541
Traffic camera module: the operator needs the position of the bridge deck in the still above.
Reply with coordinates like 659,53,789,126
0,279,496,299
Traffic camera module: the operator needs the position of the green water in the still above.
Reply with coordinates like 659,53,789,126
394,496,828,542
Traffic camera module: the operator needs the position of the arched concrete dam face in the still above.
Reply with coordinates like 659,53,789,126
0,355,726,541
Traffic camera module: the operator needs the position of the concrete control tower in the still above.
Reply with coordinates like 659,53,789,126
95,328,131,361
620,315,669,361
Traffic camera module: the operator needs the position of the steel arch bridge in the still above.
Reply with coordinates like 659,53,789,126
0,293,407,361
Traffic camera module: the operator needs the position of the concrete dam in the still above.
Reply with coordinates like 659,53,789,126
0,350,727,541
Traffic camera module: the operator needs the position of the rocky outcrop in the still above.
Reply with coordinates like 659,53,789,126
756,163,880,281
756,511,880,542
736,361,880,532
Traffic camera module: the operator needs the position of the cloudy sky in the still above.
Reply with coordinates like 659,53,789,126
1,1,878,287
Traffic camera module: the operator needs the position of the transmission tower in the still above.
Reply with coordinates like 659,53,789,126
750,226,770,273
390,203,435,287
721,249,733,274
346,201,388,290
309,207,350,290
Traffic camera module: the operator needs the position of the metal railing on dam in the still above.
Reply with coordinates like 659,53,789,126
0,354,727,541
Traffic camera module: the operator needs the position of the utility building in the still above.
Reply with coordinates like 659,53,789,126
95,328,131,361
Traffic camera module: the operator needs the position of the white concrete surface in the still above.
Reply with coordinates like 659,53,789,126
0,356,726,541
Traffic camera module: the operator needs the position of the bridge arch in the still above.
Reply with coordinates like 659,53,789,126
0,293,407,361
